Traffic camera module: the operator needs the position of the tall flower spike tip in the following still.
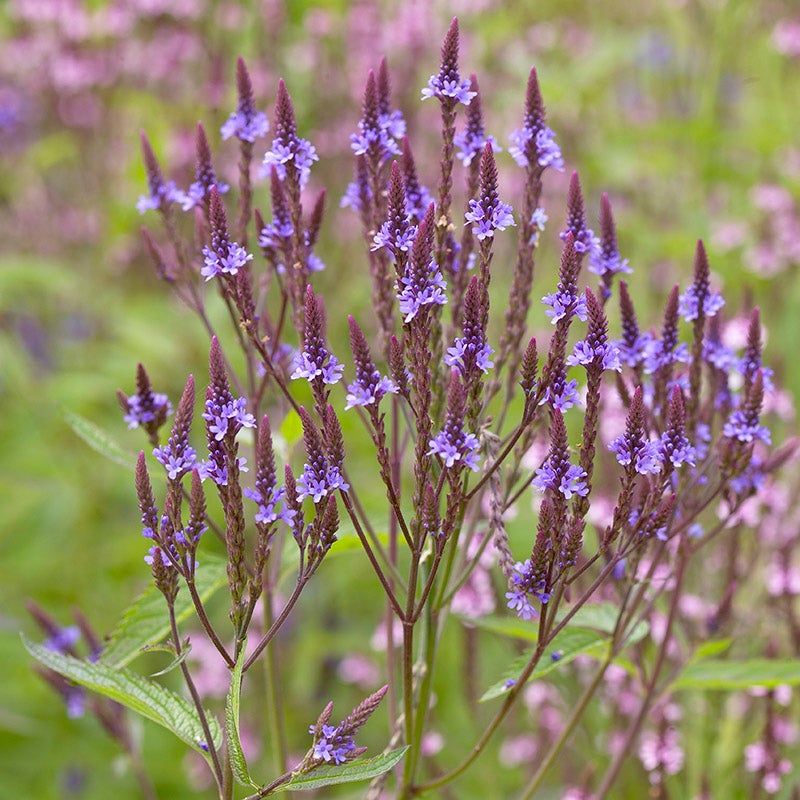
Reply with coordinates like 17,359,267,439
291,286,343,385
660,387,696,469
519,337,538,397
180,122,230,213
350,69,400,163
135,451,159,540
589,193,631,293
444,275,493,378
724,369,771,445
296,407,349,504
401,137,433,223
137,132,181,214
679,239,724,322
153,375,197,481
608,386,663,474
567,288,621,373
464,143,515,241
559,171,596,255
373,161,415,258
454,74,500,167
427,370,480,471
741,307,770,388
532,409,588,500
263,79,318,189
542,233,588,325
201,187,253,281
397,203,447,323
345,316,398,409
221,57,269,143
377,56,406,141
509,66,563,171
421,17,476,106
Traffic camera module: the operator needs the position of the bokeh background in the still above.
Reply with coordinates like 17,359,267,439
2,1,799,798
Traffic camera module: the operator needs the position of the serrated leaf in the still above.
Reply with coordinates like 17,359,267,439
100,554,228,668
23,636,221,756
481,628,608,702
271,748,408,794
673,658,800,690
226,641,258,788
62,409,135,469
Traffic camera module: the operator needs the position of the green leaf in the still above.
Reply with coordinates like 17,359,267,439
147,644,192,678
673,658,800,690
481,628,608,702
691,638,734,661
23,636,221,756
270,748,408,794
62,409,135,469
279,410,303,449
226,642,258,788
100,554,229,669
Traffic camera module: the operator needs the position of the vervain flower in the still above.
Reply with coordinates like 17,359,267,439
201,187,253,281
420,18,476,106
345,316,398,409
291,287,344,385
508,67,564,171
464,143,515,240
428,371,480,470
453,74,500,166
220,57,269,143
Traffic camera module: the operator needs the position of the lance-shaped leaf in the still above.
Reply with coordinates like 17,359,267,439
672,658,800,691
23,636,222,755
226,641,258,788
63,409,135,469
270,748,409,794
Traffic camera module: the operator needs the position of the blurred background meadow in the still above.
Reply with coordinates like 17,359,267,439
2,0,800,798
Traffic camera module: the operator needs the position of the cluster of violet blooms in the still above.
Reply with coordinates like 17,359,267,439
32,18,793,800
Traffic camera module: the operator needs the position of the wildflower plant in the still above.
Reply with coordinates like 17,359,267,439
26,17,798,800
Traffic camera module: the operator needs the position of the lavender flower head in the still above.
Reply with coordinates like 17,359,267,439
372,161,417,256
153,376,198,481
262,79,318,189
311,724,356,765
506,559,551,620
508,67,564,171
201,187,253,281
428,371,480,470
350,69,401,163
244,415,295,526
119,363,172,433
291,286,344,385
420,18,476,106
542,233,589,324
296,408,349,503
397,204,448,322
444,276,494,376
180,123,229,212
401,138,434,223
608,387,664,475
376,57,407,141
532,411,588,498
453,74,501,166
559,171,598,254
678,240,725,322
588,193,631,291
660,387,696,468
464,143,515,240
220,57,269,143
723,370,771,445
136,132,182,214
345,316,398,409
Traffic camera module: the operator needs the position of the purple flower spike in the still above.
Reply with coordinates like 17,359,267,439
660,388,696,468
372,161,416,256
678,240,724,322
724,370,771,444
566,289,621,372
542,234,588,324
153,376,198,481
291,287,344,385
262,79,318,189
340,156,371,213
608,387,664,474
644,286,690,373
311,724,356,764
444,276,494,377
345,316,398,409
397,204,448,322
220,57,269,143
615,281,652,367
464,143,515,240
559,172,597,255
137,132,182,213
428,371,480,471
508,67,564,171
201,188,253,281
296,408,349,503
506,559,551,620
421,18,476,106
244,415,295,526
350,70,402,163
454,74,501,167
180,123,229,212
401,137,433,223
589,193,631,294
119,363,172,433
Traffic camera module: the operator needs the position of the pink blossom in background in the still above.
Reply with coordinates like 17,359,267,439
772,19,800,58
